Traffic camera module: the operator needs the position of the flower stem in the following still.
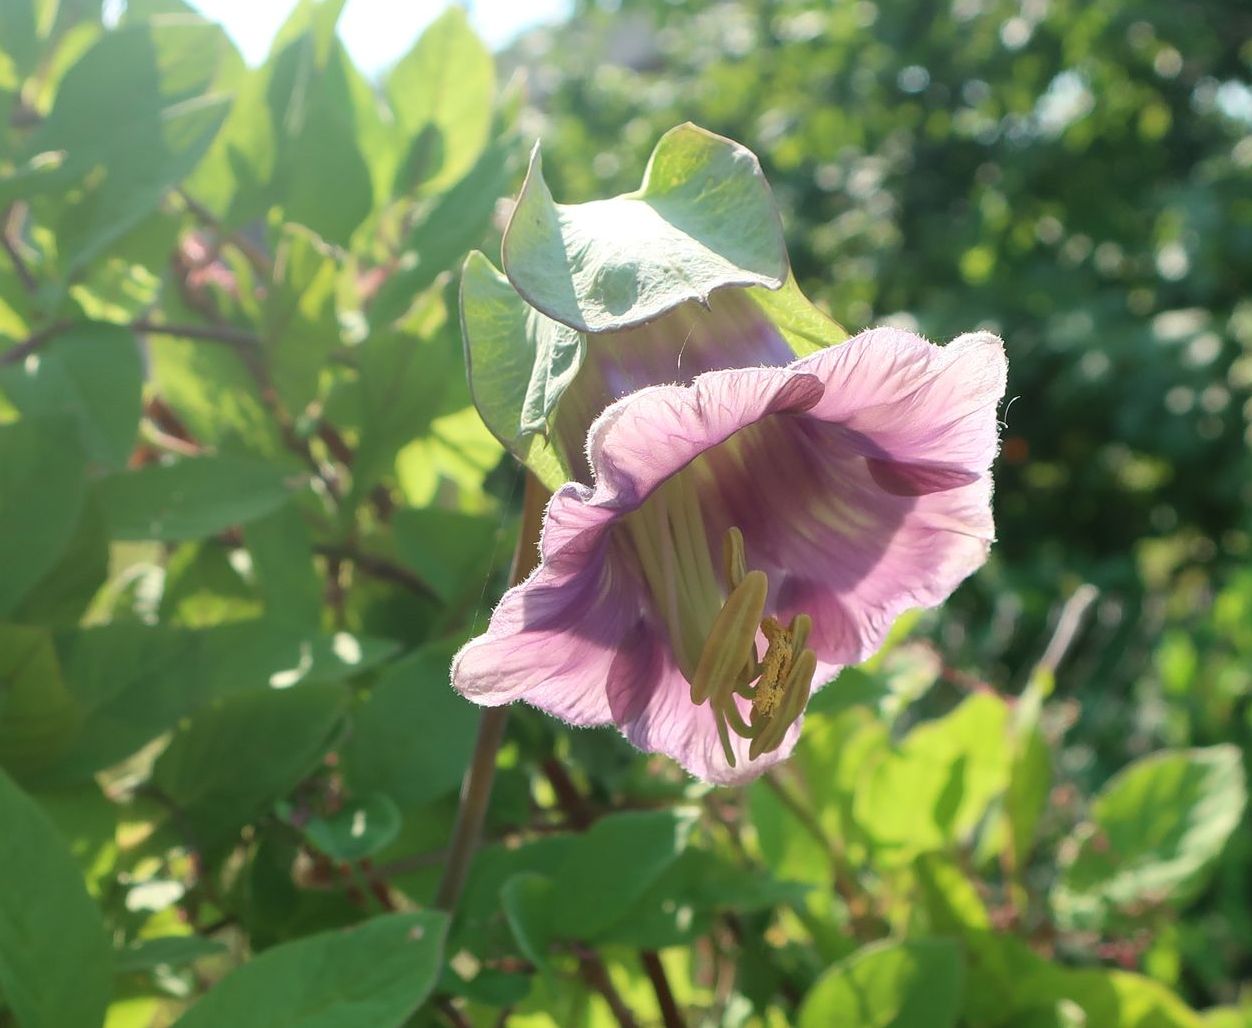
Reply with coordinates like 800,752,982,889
434,473,549,914
433,707,509,913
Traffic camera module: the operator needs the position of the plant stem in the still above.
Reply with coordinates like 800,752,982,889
434,473,548,914
576,948,640,1028
640,949,685,1028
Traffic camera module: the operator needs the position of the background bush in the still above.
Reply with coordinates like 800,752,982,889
0,0,1249,1024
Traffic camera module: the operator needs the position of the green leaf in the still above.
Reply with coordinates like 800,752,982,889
152,682,348,847
95,454,296,541
500,872,558,975
0,767,112,1028
1004,724,1051,872
385,6,495,196
0,323,142,469
547,809,696,941
855,693,1011,864
172,911,448,1028
797,939,964,1028
35,624,199,784
1052,745,1247,931
147,331,283,457
296,793,402,863
196,18,372,244
369,130,516,327
0,624,82,779
24,18,232,276
263,226,340,413
32,782,118,896
10,493,108,626
352,292,458,495
392,507,502,605
501,123,788,333
244,502,323,630
459,250,579,490
964,931,1201,1027
36,621,392,786
114,935,227,974
159,541,263,627
591,846,809,950
0,416,85,616
912,853,990,935
343,640,478,809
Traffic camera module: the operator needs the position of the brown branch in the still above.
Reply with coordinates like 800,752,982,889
176,189,273,279
2,204,38,294
0,319,72,366
575,947,640,1028
541,758,595,829
436,997,472,1028
640,950,685,1028
131,318,261,349
2,317,258,368
434,474,550,915
314,543,437,601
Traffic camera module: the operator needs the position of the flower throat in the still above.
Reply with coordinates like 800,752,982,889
623,477,817,767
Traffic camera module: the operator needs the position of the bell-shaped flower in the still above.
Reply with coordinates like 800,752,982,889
453,124,1007,783
454,325,1006,783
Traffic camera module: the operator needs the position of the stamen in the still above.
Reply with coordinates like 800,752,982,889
723,526,747,590
689,570,767,705
750,649,816,760
753,616,794,719
695,527,819,768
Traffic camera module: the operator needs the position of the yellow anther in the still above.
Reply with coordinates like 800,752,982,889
753,616,795,719
689,570,767,706
750,649,816,761
693,526,820,768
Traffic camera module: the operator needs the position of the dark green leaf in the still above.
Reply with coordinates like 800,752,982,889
547,809,696,941
0,767,111,1028
263,226,340,413
0,323,142,469
0,624,82,779
0,416,85,616
172,912,448,1028
114,935,227,974
244,501,323,630
344,640,477,809
36,621,392,785
152,682,348,847
297,793,402,863
370,131,516,326
11,493,108,625
95,454,296,541
392,507,501,605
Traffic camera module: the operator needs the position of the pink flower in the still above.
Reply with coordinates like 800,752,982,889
452,326,1007,784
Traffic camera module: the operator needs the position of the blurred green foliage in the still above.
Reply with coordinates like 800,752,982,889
0,0,1249,1025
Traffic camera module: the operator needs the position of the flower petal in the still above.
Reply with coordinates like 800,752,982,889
606,631,802,785
584,365,825,511
795,328,1007,471
451,486,646,726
